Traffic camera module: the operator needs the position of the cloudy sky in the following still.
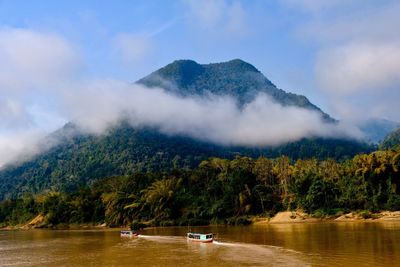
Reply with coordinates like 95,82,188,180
0,0,399,165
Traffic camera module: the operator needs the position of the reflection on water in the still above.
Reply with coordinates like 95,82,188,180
0,222,399,266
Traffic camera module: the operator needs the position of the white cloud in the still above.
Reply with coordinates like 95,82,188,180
112,33,153,67
0,130,46,168
0,27,80,92
65,80,362,146
283,1,400,122
316,42,400,93
183,0,247,36
0,99,33,130
298,2,400,44
226,1,246,35
0,27,80,167
185,0,223,28
280,0,362,13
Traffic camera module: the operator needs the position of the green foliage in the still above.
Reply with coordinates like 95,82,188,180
40,192,72,225
226,216,252,225
380,128,400,150
0,195,37,226
304,178,339,212
130,220,147,230
1,148,399,228
0,122,373,201
359,210,373,219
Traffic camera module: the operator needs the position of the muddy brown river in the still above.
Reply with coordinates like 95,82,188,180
1,222,399,266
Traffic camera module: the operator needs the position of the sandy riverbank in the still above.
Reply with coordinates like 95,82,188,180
3,210,400,230
254,210,400,224
334,211,400,222
254,211,318,224
0,214,110,230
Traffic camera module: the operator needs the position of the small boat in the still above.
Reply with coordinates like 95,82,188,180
120,230,139,237
187,232,213,243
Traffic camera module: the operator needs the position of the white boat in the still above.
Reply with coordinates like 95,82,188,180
187,233,213,243
120,230,139,237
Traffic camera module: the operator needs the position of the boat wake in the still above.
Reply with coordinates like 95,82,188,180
214,240,302,255
212,240,238,246
122,234,309,266
136,235,185,244
212,241,309,266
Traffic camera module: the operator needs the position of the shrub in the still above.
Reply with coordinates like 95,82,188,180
130,220,147,230
226,216,252,225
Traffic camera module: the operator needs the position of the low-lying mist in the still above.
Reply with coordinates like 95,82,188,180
0,80,365,168
65,80,363,146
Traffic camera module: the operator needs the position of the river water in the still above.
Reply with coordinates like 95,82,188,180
1,222,399,266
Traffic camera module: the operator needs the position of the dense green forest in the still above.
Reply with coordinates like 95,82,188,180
1,147,399,228
0,123,372,200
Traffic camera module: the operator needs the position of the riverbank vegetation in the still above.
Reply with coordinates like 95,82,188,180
1,147,399,228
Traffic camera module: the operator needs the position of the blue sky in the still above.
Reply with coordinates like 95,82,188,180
0,1,315,91
1,0,397,114
0,0,399,165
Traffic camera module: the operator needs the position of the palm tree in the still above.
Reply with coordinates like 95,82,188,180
101,191,135,226
141,177,182,219
273,156,292,209
253,157,275,186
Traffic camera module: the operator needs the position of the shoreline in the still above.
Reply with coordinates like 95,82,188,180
254,210,400,224
2,211,400,231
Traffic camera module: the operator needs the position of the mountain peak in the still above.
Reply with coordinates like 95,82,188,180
212,58,260,73
137,58,274,101
164,58,259,73
151,59,204,89
165,59,202,72
137,59,331,120
169,59,200,65
142,59,261,90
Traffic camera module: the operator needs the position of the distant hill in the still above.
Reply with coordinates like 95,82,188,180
380,128,400,150
358,118,400,143
0,59,373,200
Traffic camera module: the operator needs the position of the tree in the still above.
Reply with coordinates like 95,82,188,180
141,177,182,221
274,156,292,209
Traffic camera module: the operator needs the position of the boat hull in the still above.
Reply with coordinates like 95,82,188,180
187,238,213,243
187,233,213,243
120,230,139,237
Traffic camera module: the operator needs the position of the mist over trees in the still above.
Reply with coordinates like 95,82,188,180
0,122,373,201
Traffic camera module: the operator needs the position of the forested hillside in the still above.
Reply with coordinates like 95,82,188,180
0,59,373,200
359,118,400,143
0,122,372,200
381,128,400,149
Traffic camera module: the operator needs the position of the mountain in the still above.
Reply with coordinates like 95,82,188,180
0,59,372,200
358,118,400,144
380,128,400,150
138,59,333,121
